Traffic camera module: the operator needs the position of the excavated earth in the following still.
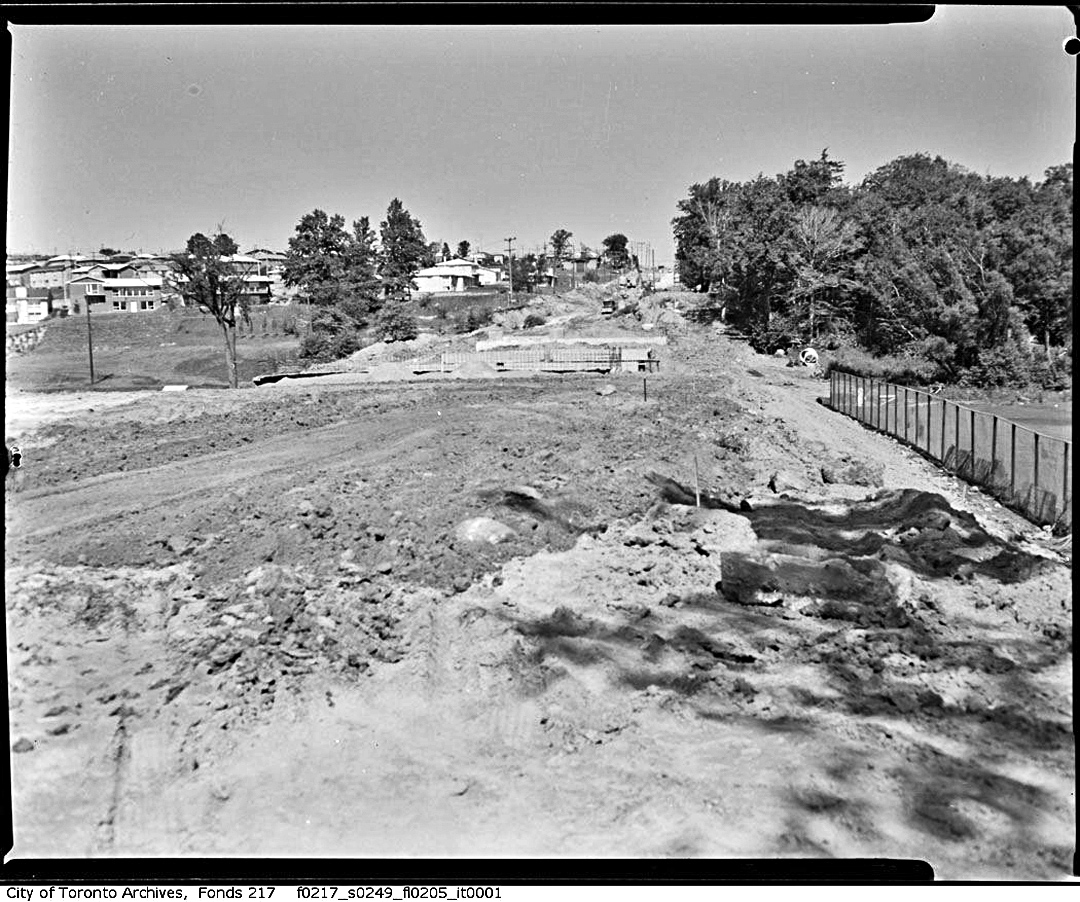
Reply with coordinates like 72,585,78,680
4,308,1074,878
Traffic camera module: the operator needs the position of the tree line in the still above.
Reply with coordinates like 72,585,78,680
172,196,645,382
673,151,1072,387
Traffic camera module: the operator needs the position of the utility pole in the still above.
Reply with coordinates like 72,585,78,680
86,297,95,384
505,236,516,302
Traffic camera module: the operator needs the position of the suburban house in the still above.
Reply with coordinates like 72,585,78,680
248,249,290,300
6,277,50,324
68,272,165,312
562,252,601,274
468,251,507,268
414,258,501,293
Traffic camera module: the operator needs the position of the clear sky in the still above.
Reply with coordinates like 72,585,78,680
7,9,1075,264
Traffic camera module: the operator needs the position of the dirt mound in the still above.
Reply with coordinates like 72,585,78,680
451,359,499,379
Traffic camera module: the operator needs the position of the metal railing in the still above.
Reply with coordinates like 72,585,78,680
829,371,1072,530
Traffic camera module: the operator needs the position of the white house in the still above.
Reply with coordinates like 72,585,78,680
414,258,500,293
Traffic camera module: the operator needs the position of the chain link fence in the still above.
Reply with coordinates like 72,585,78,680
830,371,1071,531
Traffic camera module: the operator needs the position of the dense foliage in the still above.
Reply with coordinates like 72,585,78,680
673,151,1072,387
602,233,631,270
287,200,430,360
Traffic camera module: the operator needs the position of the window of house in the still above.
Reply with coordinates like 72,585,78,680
140,300,155,310
112,300,123,310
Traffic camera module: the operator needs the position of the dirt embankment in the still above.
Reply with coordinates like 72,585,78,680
4,324,1073,877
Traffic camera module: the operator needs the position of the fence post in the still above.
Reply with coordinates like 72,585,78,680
904,387,909,442
954,404,960,472
991,415,998,486
1010,422,1016,500
972,408,980,483
1064,442,1071,521
940,398,947,462
1033,431,1040,504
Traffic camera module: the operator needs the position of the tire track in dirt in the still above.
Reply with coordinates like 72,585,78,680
7,417,437,547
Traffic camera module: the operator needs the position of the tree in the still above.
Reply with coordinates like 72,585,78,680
602,233,630,270
441,242,452,261
788,205,860,342
98,247,121,257
456,240,471,260
283,209,351,306
339,216,383,325
550,229,573,263
171,231,252,388
379,199,428,301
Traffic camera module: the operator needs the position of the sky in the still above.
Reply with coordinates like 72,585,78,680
7,9,1076,265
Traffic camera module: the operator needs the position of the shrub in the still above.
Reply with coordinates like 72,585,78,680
523,314,546,329
455,307,494,333
339,296,375,329
582,270,601,284
376,309,419,343
299,331,334,362
821,345,945,386
959,338,1035,389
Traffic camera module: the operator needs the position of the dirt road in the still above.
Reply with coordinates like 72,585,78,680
4,323,1073,877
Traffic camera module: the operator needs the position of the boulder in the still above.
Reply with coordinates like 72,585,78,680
685,509,758,554
454,517,516,545
768,470,813,494
820,458,885,487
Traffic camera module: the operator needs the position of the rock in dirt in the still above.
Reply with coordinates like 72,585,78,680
685,509,758,554
768,470,813,494
596,384,616,397
820,458,885,487
454,517,516,545
166,535,195,555
12,737,34,753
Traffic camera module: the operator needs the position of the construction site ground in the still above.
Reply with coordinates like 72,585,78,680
4,286,1074,878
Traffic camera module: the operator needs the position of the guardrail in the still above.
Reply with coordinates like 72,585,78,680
829,371,1071,531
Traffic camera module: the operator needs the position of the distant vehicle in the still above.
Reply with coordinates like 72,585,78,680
5,444,21,478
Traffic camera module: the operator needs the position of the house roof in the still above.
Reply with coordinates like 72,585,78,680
100,277,164,288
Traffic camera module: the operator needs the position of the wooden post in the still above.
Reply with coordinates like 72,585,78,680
904,387,909,442
970,408,976,480
1010,422,1017,499
1063,442,1071,521
991,415,998,486
86,299,95,384
694,456,701,508
940,398,947,462
643,377,647,402
954,404,960,472
1033,431,1040,500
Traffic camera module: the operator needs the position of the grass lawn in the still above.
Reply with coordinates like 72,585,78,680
7,306,303,391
